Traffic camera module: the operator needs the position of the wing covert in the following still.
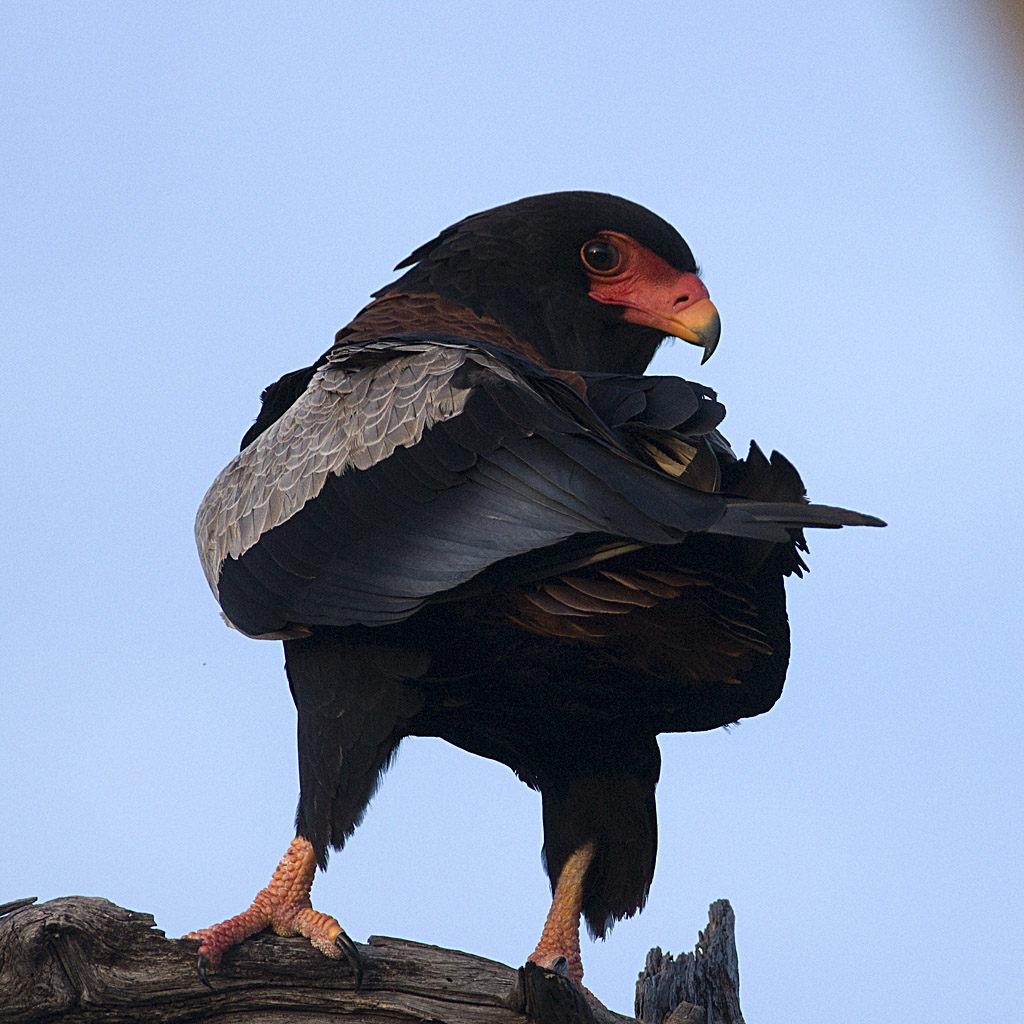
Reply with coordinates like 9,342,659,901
196,340,515,599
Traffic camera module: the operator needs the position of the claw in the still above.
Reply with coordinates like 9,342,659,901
197,953,213,989
335,927,363,988
550,955,569,976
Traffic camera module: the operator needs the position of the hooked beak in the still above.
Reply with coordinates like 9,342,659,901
619,272,720,364
658,293,720,364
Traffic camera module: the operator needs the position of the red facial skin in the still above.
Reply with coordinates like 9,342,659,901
583,231,721,362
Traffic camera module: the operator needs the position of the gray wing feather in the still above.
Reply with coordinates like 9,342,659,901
196,344,515,598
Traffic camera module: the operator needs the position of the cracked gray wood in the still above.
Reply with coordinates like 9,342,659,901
0,896,743,1024
634,900,744,1024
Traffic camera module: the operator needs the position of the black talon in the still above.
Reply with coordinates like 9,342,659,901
335,928,363,989
197,953,213,989
550,955,569,976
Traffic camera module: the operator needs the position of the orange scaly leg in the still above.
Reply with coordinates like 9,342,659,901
184,835,361,987
528,842,599,999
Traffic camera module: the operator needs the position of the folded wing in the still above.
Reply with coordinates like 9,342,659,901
196,335,880,639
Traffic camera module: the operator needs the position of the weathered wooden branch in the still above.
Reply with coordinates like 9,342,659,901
0,896,744,1024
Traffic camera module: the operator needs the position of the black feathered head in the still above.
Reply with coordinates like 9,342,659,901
375,191,720,375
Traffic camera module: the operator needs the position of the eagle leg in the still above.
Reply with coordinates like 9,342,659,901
527,841,598,998
184,834,362,987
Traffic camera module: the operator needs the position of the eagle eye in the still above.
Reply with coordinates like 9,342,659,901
581,239,622,275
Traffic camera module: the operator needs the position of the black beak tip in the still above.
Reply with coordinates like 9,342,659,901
700,311,722,364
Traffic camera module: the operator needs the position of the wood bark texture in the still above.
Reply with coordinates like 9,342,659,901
0,896,743,1024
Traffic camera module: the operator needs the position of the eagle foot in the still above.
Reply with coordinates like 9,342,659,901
184,835,362,988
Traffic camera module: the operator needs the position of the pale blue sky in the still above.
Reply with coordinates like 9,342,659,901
3,3,1022,1021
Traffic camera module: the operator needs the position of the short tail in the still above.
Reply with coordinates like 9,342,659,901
710,441,885,542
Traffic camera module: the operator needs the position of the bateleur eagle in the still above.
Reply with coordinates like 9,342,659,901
190,191,883,994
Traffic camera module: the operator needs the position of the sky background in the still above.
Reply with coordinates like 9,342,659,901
3,3,1022,1021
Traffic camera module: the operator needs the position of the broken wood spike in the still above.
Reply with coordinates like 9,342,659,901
634,899,744,1024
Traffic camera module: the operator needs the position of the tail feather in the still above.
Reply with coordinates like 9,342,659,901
710,500,885,542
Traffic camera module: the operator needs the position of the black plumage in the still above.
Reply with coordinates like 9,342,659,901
194,191,882,973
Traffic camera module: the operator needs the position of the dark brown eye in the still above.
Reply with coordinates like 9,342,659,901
581,239,622,274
